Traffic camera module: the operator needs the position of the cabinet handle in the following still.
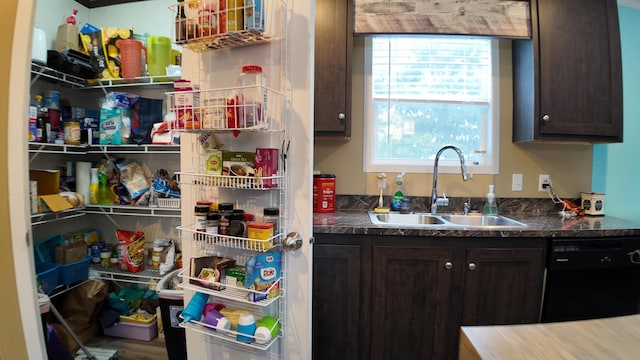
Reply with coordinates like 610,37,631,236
338,112,346,122
542,114,550,122
444,261,453,270
468,263,476,271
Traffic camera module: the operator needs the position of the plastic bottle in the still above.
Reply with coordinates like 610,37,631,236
237,65,266,128
35,95,49,143
181,291,209,323
391,172,407,211
483,184,498,216
89,168,99,205
97,173,112,205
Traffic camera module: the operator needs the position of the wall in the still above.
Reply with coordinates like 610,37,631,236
314,38,593,199
592,4,640,220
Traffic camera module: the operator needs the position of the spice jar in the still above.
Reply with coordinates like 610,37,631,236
152,246,163,269
262,207,279,234
206,212,220,235
195,205,210,232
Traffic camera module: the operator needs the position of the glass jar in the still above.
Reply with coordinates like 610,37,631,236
263,207,279,234
237,65,267,128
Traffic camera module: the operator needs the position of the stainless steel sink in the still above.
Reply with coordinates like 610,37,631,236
371,213,446,225
439,214,527,228
368,212,527,229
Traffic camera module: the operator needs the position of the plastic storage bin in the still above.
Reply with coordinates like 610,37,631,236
35,262,61,293
59,256,91,285
157,269,186,360
103,317,158,341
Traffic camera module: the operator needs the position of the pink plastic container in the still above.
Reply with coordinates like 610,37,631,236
103,318,158,341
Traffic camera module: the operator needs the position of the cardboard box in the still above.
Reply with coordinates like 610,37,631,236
100,107,129,145
55,244,88,265
255,148,279,188
29,169,72,212
222,151,255,177
190,256,236,290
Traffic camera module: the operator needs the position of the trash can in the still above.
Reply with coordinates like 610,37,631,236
157,269,186,360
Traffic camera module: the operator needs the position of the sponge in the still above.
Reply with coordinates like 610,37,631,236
374,207,390,214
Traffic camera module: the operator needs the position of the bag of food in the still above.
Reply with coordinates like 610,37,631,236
116,229,145,272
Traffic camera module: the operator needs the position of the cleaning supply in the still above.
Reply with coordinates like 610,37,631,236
374,173,389,213
181,291,209,323
391,172,407,211
483,185,498,215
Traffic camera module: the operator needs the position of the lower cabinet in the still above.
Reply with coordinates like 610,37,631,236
313,234,546,360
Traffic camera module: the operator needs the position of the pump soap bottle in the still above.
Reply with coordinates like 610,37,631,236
483,184,498,216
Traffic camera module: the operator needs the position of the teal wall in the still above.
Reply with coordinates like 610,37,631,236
592,5,640,221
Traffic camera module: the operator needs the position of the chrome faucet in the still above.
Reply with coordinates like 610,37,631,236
430,145,470,213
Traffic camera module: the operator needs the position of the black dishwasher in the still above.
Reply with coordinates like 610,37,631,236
541,237,640,323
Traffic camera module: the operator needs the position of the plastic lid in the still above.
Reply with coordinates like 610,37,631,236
263,207,279,216
153,246,164,252
207,213,221,220
216,317,231,331
237,312,255,325
218,203,234,211
314,174,336,178
242,65,263,73
254,326,272,344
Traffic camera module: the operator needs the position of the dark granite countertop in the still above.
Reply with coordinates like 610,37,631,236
312,196,640,238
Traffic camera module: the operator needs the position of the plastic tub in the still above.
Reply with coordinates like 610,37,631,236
157,269,186,360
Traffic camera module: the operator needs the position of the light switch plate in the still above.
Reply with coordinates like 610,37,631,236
512,173,523,192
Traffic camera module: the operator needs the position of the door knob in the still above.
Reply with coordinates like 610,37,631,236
275,232,303,251
444,261,453,270
468,263,476,271
542,114,550,122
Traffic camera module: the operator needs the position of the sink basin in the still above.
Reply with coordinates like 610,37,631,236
439,214,527,228
368,212,527,229
371,213,446,225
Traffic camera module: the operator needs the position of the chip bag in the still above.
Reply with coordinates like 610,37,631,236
116,229,145,272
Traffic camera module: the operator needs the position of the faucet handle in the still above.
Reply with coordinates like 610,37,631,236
463,200,471,215
435,193,449,206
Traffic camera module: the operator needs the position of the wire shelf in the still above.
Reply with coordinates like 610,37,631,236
165,86,285,132
180,268,282,306
177,171,282,190
169,0,284,51
178,224,282,252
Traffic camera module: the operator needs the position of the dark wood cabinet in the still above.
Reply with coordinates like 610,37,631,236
313,235,546,359
312,239,368,360
512,0,622,143
370,245,455,360
313,0,352,139
461,248,545,326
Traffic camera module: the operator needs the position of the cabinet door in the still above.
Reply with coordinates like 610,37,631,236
370,246,454,360
313,243,365,360
314,0,352,139
461,248,545,325
513,0,622,142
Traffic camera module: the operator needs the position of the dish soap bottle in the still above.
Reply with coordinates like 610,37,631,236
391,172,407,211
483,184,498,215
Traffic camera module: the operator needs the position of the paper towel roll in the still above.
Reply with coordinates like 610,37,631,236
76,162,92,205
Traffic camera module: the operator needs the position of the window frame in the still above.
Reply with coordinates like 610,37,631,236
363,36,501,175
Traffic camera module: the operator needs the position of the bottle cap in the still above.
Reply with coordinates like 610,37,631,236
254,326,272,344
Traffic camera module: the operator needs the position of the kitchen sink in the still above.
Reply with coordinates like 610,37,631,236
368,212,527,229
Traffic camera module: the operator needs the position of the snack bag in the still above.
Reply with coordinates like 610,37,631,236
116,229,145,272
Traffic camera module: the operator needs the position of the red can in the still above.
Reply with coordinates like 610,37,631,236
313,174,336,213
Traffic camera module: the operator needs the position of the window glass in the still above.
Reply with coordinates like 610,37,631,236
364,36,499,174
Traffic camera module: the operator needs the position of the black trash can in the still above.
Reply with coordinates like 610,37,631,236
157,269,186,360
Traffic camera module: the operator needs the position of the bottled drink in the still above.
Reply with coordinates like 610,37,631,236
175,0,187,42
35,95,49,143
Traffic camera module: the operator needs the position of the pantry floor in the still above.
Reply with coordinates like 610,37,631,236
84,334,169,360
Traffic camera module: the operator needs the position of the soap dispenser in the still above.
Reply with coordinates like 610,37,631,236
391,172,407,211
483,184,498,215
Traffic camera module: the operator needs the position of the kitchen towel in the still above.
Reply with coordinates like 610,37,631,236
76,161,91,205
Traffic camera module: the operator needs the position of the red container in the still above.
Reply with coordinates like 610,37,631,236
313,174,336,213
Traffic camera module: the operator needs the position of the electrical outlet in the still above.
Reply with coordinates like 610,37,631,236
538,174,551,192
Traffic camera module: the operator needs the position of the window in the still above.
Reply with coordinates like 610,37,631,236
364,36,500,175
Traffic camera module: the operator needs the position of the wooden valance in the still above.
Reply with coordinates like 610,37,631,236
354,0,531,38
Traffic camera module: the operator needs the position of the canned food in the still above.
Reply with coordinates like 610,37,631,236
313,174,336,213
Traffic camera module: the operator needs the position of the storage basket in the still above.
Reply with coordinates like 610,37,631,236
158,198,181,208
60,256,91,285
35,261,61,293
35,234,65,263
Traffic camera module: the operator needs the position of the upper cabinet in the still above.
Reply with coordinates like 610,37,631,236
74,0,144,8
314,0,352,140
512,0,622,143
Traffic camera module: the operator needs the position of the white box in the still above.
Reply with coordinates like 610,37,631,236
581,192,605,216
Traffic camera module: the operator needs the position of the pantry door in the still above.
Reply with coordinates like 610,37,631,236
5,0,48,358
